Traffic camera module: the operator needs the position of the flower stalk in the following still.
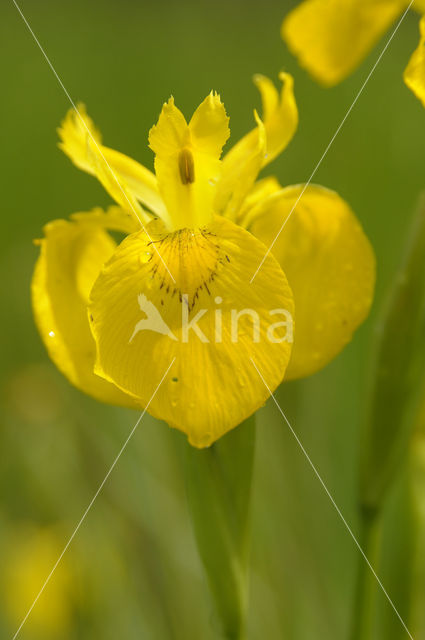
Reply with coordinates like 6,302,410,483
183,416,256,639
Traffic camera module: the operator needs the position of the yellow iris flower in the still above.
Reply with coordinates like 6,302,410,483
282,0,425,90
32,74,375,447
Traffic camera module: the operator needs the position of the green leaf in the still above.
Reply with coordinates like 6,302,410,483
361,194,425,512
182,416,255,640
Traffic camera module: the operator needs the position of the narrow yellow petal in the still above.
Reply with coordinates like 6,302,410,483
253,72,298,167
238,175,281,227
86,137,151,225
215,73,297,219
149,95,230,230
32,214,139,408
58,105,165,217
89,215,294,447
404,15,425,107
214,111,266,220
282,0,405,86
71,205,139,235
250,185,376,379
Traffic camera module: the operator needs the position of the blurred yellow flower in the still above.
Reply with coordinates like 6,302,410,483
32,75,375,446
4,526,72,637
404,15,425,106
282,0,425,88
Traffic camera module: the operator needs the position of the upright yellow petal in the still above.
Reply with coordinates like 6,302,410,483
148,94,230,230
86,137,151,225
32,212,139,408
250,185,376,379
282,0,405,86
253,72,298,167
215,111,266,221
215,73,297,219
89,216,294,447
58,105,165,217
404,15,425,107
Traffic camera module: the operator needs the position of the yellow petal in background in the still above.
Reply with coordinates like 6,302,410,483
215,73,297,219
149,94,230,230
404,15,425,108
58,105,165,217
282,0,405,86
250,185,376,379
412,0,425,13
32,214,139,408
89,215,294,447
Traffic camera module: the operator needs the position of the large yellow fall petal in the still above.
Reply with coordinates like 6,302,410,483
250,185,376,379
58,105,165,217
404,15,425,107
32,211,139,407
148,94,230,230
282,0,406,86
215,73,297,219
89,215,294,447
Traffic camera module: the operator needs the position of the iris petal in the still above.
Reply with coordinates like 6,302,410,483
404,15,425,107
250,184,376,379
282,0,405,86
32,211,139,407
148,94,230,230
89,215,294,447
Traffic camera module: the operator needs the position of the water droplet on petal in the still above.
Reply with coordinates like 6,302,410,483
139,251,152,264
48,331,55,338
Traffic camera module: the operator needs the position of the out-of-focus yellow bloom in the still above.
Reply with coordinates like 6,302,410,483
32,75,375,447
3,527,72,636
282,0,425,88
404,15,425,106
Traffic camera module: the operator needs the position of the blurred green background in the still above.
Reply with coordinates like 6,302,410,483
1,0,425,638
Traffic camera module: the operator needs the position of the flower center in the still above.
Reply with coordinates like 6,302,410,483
143,222,230,311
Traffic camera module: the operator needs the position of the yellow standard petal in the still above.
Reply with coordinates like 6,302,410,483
58,104,165,218
148,94,230,230
404,15,425,108
89,216,294,447
215,73,297,219
32,210,139,407
282,0,406,86
250,185,376,379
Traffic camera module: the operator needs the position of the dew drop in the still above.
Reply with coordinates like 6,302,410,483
48,331,55,338
139,251,152,264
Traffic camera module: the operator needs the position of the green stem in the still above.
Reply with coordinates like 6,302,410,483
350,508,382,640
182,416,256,640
